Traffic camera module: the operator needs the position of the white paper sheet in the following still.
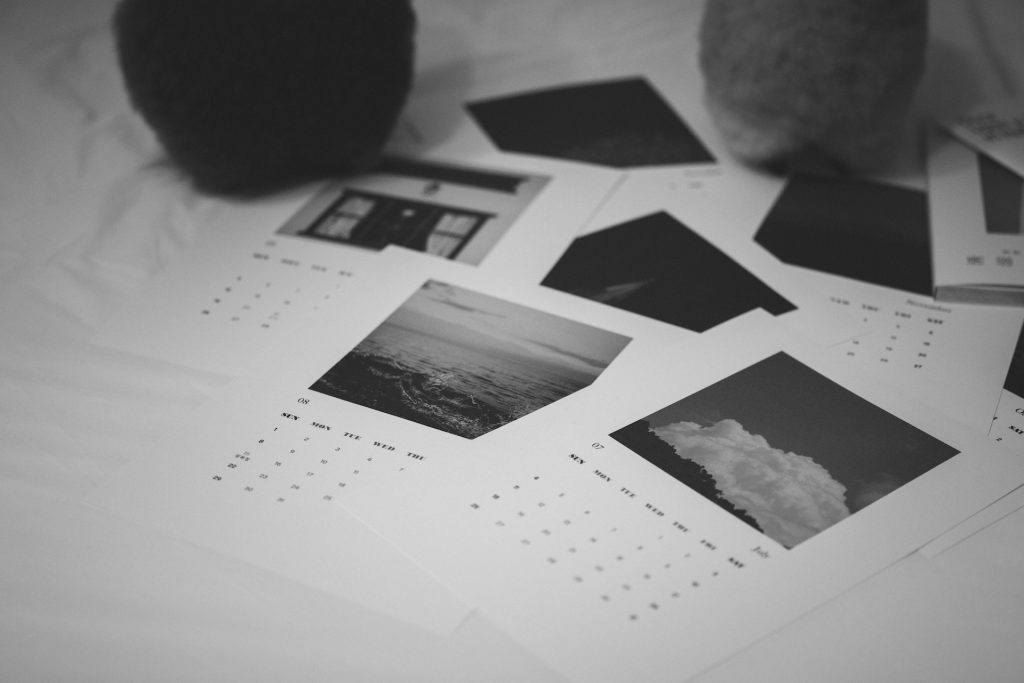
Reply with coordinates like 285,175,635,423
800,267,1022,434
918,338,1024,557
991,389,1024,451
92,154,622,376
918,481,1024,558
82,442,473,636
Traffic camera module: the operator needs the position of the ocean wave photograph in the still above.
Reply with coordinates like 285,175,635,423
311,280,631,439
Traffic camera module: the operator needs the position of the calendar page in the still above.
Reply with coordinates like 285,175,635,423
799,267,1023,434
92,154,622,375
928,127,1024,304
915,375,1024,555
82,245,719,637
333,315,1024,683
919,373,1024,558
532,172,861,348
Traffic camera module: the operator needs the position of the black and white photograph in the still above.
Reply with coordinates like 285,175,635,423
311,280,631,439
277,157,550,264
542,211,796,332
755,172,932,295
466,77,715,168
610,352,959,548
976,151,1024,235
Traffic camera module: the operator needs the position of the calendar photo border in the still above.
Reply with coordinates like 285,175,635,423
275,155,551,266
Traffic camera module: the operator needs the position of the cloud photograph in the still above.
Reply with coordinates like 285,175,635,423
610,352,959,548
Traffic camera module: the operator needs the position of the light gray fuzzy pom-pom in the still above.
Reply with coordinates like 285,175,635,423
699,0,928,173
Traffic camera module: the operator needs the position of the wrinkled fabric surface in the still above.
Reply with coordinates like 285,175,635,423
2,1,1023,681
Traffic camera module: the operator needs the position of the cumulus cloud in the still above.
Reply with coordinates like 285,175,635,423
652,419,850,547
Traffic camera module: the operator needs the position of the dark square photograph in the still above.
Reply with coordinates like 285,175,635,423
754,172,932,295
610,352,959,548
542,211,795,332
466,77,715,168
976,151,1024,234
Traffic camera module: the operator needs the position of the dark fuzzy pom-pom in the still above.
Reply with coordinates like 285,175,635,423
113,0,416,194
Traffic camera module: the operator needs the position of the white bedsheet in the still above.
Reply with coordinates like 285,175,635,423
3,1,1024,681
